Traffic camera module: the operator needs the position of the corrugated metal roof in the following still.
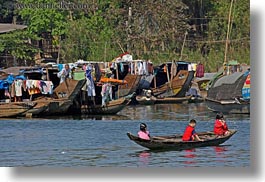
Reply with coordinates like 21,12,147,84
0,23,27,34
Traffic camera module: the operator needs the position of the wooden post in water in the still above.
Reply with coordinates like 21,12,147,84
166,64,171,89
154,74,157,88
116,62,120,99
46,68,50,81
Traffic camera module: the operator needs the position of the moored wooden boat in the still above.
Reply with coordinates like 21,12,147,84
30,78,85,116
23,102,49,117
127,129,237,151
155,96,191,104
206,71,250,114
0,102,36,118
117,74,141,98
151,70,193,97
81,95,132,115
205,97,250,114
138,74,154,90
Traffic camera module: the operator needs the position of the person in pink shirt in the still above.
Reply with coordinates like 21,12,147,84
138,123,151,140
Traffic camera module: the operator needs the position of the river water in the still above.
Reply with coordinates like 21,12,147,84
0,102,250,167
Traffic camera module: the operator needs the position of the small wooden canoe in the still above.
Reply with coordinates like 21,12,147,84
155,96,191,104
22,102,49,117
0,102,36,118
127,130,237,151
81,94,133,115
205,97,250,114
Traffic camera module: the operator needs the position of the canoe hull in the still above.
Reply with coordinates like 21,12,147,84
117,74,141,98
33,79,85,116
81,97,130,115
205,97,250,114
0,102,36,118
155,96,191,104
127,130,237,151
151,70,194,98
23,102,49,116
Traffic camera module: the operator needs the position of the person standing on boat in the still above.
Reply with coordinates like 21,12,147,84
213,113,230,135
57,64,71,83
182,119,203,141
138,123,150,140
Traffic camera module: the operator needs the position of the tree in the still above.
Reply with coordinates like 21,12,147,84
61,12,116,62
104,0,190,62
0,0,249,71
17,0,68,36
0,0,17,23
205,0,250,71
0,30,40,63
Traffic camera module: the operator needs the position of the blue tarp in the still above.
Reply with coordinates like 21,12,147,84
0,75,14,89
0,80,9,90
58,64,64,71
15,75,26,80
0,74,26,90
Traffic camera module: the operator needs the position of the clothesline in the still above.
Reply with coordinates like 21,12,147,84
1,79,54,102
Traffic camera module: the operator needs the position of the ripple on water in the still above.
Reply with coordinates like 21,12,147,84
0,103,250,167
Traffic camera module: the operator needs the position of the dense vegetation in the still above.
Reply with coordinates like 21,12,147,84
0,0,250,72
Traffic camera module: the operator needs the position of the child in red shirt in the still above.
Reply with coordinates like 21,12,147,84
182,119,203,141
213,113,230,135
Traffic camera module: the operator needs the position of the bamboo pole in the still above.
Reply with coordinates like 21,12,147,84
169,31,187,88
224,0,234,68
104,41,107,62
179,31,188,61
117,41,125,53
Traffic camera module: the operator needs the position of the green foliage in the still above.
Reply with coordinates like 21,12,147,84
0,0,250,71
0,0,16,22
0,30,40,60
206,0,250,69
61,12,118,62
106,0,190,60
17,0,68,36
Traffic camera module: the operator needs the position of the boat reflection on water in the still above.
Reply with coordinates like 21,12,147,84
214,146,227,153
43,114,131,121
121,102,217,121
138,151,151,166
183,148,197,165
184,148,196,158
213,145,228,163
